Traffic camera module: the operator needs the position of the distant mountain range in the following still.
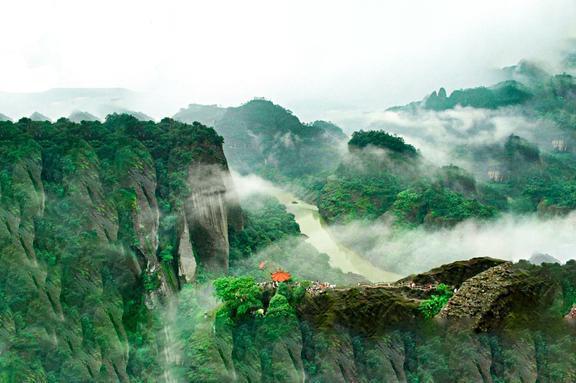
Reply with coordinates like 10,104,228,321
0,88,140,120
390,59,575,113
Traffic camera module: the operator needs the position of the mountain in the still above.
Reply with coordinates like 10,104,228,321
0,115,243,381
390,80,533,112
114,109,155,121
0,88,136,120
528,252,561,265
316,130,499,225
173,103,226,127
390,61,576,121
68,111,100,122
502,60,551,86
311,63,576,226
175,99,347,180
29,111,51,121
0,112,11,121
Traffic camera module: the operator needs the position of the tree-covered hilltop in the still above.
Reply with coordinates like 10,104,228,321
314,129,497,225
0,115,243,381
317,130,420,223
348,130,418,157
175,99,347,180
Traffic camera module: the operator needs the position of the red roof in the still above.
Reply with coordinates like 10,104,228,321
271,270,292,282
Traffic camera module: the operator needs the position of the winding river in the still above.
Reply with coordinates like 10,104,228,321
266,187,401,283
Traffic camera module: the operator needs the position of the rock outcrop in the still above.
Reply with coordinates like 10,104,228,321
399,257,507,288
438,262,557,331
189,258,576,383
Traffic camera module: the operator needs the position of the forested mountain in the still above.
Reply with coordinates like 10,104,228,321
175,99,346,180
309,63,576,227
0,115,245,381
0,115,363,381
393,60,576,128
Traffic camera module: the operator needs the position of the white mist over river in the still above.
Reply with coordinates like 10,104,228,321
231,172,401,282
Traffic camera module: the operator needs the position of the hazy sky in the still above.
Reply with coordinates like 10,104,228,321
1,0,575,122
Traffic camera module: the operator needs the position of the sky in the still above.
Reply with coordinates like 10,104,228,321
1,0,575,123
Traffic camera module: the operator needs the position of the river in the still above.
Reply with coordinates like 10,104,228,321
265,187,402,283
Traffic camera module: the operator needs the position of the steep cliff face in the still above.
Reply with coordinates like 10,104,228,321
0,115,242,381
184,164,236,275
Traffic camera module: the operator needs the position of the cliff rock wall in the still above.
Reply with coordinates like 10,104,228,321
0,116,242,381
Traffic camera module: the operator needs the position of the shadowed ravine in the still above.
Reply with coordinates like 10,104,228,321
263,187,401,282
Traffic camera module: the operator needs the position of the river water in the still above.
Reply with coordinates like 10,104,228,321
265,187,402,283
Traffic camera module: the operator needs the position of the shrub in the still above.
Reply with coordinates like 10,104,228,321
213,276,263,319
419,283,453,319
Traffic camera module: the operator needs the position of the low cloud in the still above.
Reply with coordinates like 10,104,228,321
230,170,576,281
330,212,576,276
354,106,564,176
229,171,280,200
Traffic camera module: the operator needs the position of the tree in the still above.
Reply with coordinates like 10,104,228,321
213,276,263,318
419,283,453,319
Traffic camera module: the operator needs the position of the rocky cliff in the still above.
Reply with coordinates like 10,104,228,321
185,258,576,383
0,115,242,381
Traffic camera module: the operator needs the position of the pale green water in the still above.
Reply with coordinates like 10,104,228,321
267,187,401,283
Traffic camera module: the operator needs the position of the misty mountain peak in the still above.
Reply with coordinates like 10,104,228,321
68,111,100,123
29,112,51,121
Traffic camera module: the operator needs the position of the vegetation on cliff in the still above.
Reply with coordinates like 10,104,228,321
0,114,239,381
201,258,576,383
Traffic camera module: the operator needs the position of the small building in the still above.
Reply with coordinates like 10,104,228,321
487,169,505,182
552,139,568,152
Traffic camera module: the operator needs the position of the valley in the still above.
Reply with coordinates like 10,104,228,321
262,184,401,282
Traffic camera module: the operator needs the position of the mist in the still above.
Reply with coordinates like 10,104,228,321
231,170,576,280
1,0,575,125
360,106,563,171
330,213,576,276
